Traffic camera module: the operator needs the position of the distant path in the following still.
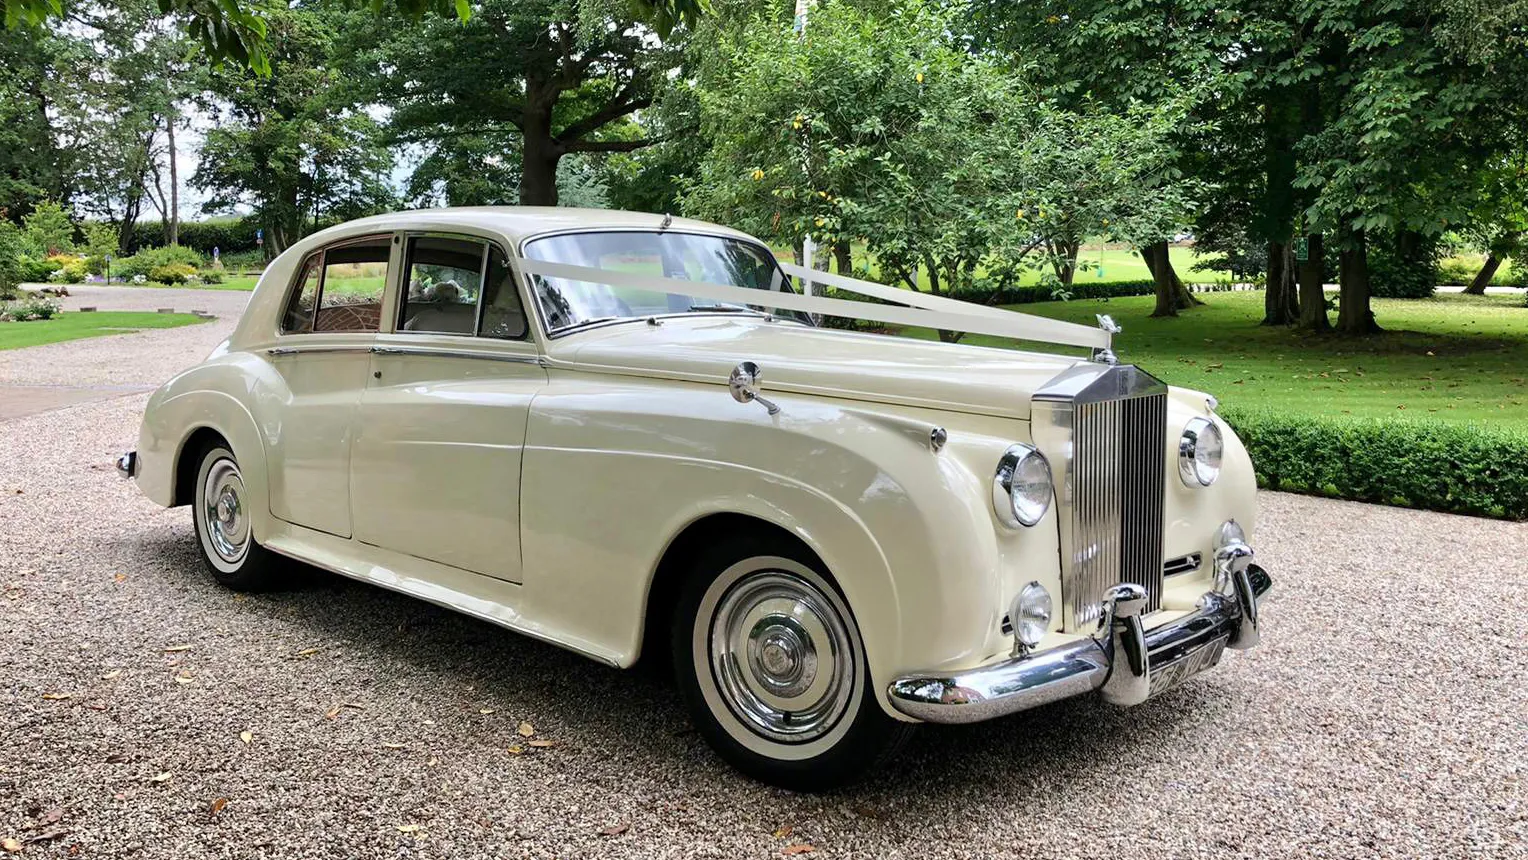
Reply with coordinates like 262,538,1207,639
0,288,242,421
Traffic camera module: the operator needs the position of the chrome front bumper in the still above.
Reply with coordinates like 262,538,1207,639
887,552,1272,724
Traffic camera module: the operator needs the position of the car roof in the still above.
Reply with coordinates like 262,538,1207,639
301,206,759,250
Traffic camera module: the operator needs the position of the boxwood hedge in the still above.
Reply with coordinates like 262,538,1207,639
1221,406,1528,520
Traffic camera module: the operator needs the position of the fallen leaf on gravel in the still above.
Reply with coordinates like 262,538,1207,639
599,823,629,837
208,799,227,817
113,574,126,583
782,846,816,856
1,836,21,853
148,773,171,784
478,708,495,715
41,693,70,701
506,745,524,755
104,754,128,764
382,743,405,750
516,722,534,737
395,825,423,834
341,702,364,710
293,648,321,658
24,829,66,845
174,673,193,685
324,705,341,719
163,645,192,653
85,702,108,712
239,731,252,745
772,825,793,839
100,670,121,680
527,740,555,748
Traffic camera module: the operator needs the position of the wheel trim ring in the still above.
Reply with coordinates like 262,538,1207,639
201,458,250,565
707,570,856,745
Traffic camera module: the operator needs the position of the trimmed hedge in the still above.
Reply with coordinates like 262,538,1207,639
1222,406,1528,520
129,219,261,255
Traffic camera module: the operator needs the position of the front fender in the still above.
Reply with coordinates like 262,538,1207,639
518,377,1055,716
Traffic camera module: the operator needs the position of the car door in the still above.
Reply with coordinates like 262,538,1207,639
349,233,545,583
264,234,395,538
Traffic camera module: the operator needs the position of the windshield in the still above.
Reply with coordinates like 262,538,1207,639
523,230,802,333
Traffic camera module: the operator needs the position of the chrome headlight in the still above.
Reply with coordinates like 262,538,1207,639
1010,581,1053,649
1178,417,1223,487
992,444,1052,528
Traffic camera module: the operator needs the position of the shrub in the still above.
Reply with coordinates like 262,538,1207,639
114,245,205,283
20,201,74,257
1221,406,1528,520
1436,257,1477,286
45,254,88,283
0,221,23,299
0,295,62,321
15,255,56,284
149,262,197,285
198,268,225,284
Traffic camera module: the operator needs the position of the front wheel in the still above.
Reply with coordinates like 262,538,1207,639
671,537,914,791
192,443,281,591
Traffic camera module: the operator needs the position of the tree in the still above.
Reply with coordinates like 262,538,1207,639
0,23,75,220
372,0,684,206
193,5,395,257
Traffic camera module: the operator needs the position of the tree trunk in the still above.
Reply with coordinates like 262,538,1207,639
1463,254,1501,295
1047,237,1080,287
1262,240,1299,325
1144,241,1200,316
166,111,179,246
1297,232,1330,331
519,101,562,206
1336,227,1380,335
834,242,852,275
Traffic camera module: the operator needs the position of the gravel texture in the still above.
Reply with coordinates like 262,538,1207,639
0,307,1524,858
23,285,252,318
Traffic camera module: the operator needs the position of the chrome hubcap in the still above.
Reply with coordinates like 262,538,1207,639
710,571,854,743
202,459,249,564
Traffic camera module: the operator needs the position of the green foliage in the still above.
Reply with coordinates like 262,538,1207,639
0,294,60,321
14,256,54,283
0,220,23,298
1437,257,1478,286
20,200,73,256
1224,407,1528,520
1367,231,1440,298
114,245,205,282
198,268,223,284
148,262,197,285
45,253,86,283
128,219,261,255
81,222,119,275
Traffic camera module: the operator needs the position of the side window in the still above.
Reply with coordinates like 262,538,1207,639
399,236,487,335
281,254,323,333
315,238,389,333
478,246,528,340
278,236,390,335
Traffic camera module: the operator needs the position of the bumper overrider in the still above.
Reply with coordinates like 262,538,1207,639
887,539,1272,724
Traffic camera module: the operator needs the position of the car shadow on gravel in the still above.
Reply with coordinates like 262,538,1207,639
131,530,1207,806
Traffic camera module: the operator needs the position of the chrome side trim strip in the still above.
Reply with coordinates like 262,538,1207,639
1164,552,1203,577
266,345,374,356
368,345,544,365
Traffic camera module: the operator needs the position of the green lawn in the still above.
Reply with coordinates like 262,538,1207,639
0,311,207,350
905,291,1528,425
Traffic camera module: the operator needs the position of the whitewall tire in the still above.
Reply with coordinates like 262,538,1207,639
191,443,280,590
672,535,914,790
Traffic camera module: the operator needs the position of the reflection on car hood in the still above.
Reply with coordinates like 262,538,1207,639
550,316,1084,420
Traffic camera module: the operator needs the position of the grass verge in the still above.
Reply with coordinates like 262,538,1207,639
0,311,207,351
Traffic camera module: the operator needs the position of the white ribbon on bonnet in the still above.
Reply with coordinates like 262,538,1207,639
516,258,1112,351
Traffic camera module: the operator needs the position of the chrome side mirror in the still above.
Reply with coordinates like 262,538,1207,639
729,361,780,416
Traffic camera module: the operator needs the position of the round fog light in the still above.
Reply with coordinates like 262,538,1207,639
1010,581,1053,649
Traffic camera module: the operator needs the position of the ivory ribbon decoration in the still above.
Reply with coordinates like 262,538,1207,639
517,258,1112,351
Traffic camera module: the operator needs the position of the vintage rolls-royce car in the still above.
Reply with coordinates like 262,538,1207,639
118,207,1271,790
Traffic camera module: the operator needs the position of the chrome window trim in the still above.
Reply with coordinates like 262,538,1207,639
515,227,802,340
266,345,375,357
367,344,543,366
275,232,395,339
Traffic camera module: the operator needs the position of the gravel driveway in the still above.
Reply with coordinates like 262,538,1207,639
0,310,1523,858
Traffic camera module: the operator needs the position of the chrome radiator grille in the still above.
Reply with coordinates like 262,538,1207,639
1031,364,1168,632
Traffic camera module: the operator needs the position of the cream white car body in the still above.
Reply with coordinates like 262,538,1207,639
126,207,1269,756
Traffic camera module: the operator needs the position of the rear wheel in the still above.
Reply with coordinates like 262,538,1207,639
191,443,281,591
671,536,914,791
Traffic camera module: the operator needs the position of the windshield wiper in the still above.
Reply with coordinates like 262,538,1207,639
686,303,761,313
556,315,629,333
